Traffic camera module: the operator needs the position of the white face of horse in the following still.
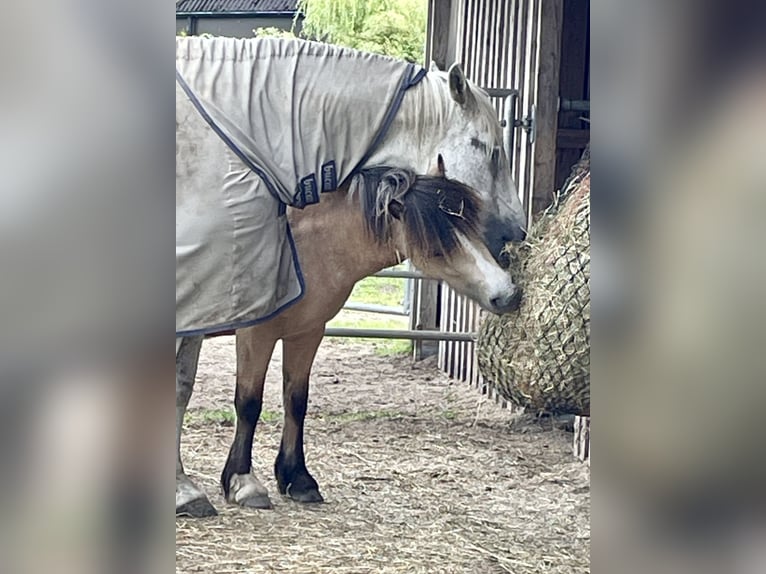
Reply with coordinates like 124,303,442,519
379,169,522,314
412,232,522,314
429,63,528,265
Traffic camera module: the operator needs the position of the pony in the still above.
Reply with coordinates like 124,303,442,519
176,41,528,515
176,166,521,516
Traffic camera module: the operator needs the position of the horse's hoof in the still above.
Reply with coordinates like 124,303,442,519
176,497,218,518
177,475,217,517
227,473,272,509
286,484,324,504
239,493,273,509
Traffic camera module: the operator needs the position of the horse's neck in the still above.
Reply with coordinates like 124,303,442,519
288,192,401,286
364,75,450,172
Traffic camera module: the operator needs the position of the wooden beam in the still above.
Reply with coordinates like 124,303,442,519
531,0,564,212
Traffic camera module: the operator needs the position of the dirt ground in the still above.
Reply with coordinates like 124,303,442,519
176,336,590,573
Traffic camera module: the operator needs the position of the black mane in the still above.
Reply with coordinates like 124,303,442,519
349,167,483,260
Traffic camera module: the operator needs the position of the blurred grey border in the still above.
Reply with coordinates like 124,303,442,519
0,1,175,573
0,0,765,573
592,0,766,572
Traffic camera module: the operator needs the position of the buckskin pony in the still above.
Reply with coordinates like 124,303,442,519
176,37,526,516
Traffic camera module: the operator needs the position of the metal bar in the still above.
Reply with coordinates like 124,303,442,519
483,87,518,98
479,86,519,175
324,328,476,342
402,261,413,315
372,269,425,279
504,92,518,173
342,302,408,316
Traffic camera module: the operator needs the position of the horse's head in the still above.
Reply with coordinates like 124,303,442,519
424,63,527,267
352,168,521,314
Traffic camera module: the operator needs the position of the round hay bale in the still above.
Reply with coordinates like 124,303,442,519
478,148,590,415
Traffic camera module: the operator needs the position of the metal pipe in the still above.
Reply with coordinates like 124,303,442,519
372,269,425,279
324,328,476,341
484,87,518,98
342,302,409,316
504,92,518,174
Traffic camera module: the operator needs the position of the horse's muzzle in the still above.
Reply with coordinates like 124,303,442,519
490,286,522,314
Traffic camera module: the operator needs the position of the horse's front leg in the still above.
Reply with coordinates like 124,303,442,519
176,335,217,517
220,330,277,509
276,327,325,503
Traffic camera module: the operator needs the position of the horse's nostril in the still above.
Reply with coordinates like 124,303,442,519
509,287,522,310
501,227,526,245
491,288,522,312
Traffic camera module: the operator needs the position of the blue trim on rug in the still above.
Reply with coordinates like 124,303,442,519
409,66,427,87
175,221,306,338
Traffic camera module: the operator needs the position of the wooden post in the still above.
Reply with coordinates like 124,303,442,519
410,278,440,360
573,415,590,463
531,0,564,214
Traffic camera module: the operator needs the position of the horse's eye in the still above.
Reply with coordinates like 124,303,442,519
432,250,445,258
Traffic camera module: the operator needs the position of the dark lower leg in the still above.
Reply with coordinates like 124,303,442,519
275,330,324,503
221,387,262,498
220,332,274,498
275,383,319,497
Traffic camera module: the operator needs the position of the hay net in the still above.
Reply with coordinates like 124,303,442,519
478,145,590,416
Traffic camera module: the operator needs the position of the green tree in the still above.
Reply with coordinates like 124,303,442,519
256,0,427,63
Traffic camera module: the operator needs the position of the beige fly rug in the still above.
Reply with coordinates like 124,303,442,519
176,37,425,336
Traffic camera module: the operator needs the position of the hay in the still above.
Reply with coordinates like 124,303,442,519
478,147,590,416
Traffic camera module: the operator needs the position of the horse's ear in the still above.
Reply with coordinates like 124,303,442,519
428,154,446,177
448,63,469,106
429,60,440,73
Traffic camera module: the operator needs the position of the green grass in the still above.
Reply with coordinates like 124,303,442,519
187,408,281,425
347,275,405,308
327,273,412,356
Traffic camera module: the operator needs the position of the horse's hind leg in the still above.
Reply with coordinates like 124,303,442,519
220,330,276,509
176,336,217,517
275,328,325,503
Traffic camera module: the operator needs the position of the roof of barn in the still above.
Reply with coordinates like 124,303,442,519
176,0,298,14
